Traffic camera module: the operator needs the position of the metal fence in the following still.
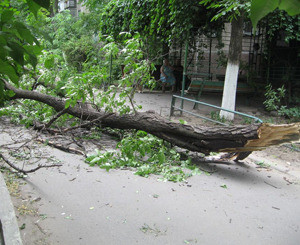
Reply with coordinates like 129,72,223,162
170,95,263,126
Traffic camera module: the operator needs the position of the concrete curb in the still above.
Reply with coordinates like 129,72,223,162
0,172,22,245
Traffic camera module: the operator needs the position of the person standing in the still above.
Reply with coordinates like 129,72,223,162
160,59,176,92
173,59,184,92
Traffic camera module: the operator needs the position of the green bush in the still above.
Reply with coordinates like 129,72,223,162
278,106,300,121
263,84,300,121
263,84,285,111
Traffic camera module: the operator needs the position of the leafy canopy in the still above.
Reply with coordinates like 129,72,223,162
100,0,222,47
0,0,50,104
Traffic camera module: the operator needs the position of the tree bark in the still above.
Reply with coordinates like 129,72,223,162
50,0,59,17
3,81,300,160
220,15,244,120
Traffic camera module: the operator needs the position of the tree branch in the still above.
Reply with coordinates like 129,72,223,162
36,138,86,156
0,153,62,174
62,113,113,132
45,108,68,128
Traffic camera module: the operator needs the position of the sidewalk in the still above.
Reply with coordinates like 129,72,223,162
0,171,22,245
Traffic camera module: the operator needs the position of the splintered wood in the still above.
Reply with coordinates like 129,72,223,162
221,122,300,152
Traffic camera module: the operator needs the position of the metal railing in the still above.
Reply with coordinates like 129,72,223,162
170,95,263,126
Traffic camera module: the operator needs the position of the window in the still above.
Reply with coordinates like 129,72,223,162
68,0,76,8
243,21,259,36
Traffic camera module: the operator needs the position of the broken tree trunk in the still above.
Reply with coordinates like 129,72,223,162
3,81,300,160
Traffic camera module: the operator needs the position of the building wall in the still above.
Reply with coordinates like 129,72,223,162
170,22,265,82
58,0,89,17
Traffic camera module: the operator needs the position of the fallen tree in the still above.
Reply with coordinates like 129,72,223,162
3,80,300,160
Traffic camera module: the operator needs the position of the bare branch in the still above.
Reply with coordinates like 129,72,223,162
45,108,68,128
0,153,62,174
36,138,86,156
62,113,113,132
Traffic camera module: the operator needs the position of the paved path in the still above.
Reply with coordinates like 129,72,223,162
13,149,300,245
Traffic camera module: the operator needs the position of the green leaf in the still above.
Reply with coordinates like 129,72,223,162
19,223,26,230
65,99,71,109
179,119,187,125
32,0,50,10
38,30,53,44
250,0,279,29
23,45,42,69
24,45,43,56
7,90,15,97
26,0,41,18
90,157,101,164
24,53,38,68
44,56,55,69
278,0,300,16
0,34,7,48
0,60,19,83
1,10,14,23
14,22,36,45
157,151,165,164
8,42,25,66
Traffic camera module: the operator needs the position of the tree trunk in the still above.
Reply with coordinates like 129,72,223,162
50,0,59,17
220,15,244,120
3,81,300,160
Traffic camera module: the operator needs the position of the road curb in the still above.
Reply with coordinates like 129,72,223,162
0,172,23,245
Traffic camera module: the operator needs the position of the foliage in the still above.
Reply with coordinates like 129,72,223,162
200,0,250,21
0,0,50,105
40,10,102,72
250,0,300,29
215,41,227,68
278,106,300,122
210,111,226,123
95,33,157,114
263,84,286,111
241,116,253,124
255,160,270,168
99,0,222,52
83,0,111,10
62,36,96,71
0,99,75,127
85,130,203,182
4,0,299,183
1,1,160,117
31,10,158,115
263,10,300,43
1,28,158,125
263,84,300,121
